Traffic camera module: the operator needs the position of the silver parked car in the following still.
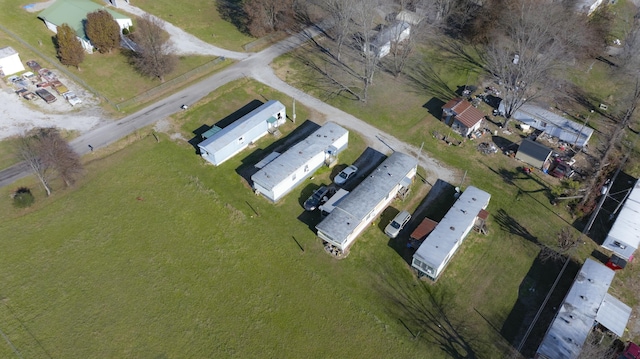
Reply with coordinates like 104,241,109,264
334,165,358,186
385,210,411,238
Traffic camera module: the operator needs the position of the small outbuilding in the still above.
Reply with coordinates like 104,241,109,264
515,138,553,171
535,259,632,359
251,122,348,202
0,47,25,77
366,21,410,59
38,0,133,53
601,179,640,262
411,186,491,280
198,100,286,166
441,98,485,137
316,151,417,256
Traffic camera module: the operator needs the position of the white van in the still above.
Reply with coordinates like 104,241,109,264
319,189,349,217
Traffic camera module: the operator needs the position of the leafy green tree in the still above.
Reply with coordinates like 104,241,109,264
56,23,85,69
86,10,120,53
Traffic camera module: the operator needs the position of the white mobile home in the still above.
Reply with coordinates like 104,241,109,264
412,186,491,280
0,47,25,76
535,259,631,359
601,179,640,262
316,152,417,255
366,21,410,59
198,100,286,166
251,122,348,202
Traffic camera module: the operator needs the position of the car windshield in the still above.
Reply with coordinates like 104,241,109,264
339,172,348,179
391,221,401,229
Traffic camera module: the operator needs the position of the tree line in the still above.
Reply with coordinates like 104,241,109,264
56,11,176,82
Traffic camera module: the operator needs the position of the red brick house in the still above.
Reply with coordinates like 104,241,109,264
441,98,485,137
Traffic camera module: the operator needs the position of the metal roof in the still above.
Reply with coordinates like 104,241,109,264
602,180,640,260
413,186,491,269
371,21,410,48
442,98,485,129
507,104,594,147
596,293,632,337
536,259,615,359
39,0,130,40
199,100,285,153
0,46,18,58
315,152,418,246
252,122,348,189
516,138,552,163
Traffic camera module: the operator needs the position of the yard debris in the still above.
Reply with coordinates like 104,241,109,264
477,142,498,155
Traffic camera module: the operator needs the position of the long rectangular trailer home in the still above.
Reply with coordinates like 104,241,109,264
251,122,348,202
316,152,418,257
412,186,491,280
601,179,640,262
198,100,286,166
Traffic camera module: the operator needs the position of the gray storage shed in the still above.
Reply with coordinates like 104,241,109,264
515,138,553,171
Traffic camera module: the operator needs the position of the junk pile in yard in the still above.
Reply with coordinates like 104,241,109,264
4,60,82,106
477,142,498,155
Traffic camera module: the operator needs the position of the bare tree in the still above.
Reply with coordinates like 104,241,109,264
350,0,382,102
576,330,617,359
16,134,52,196
244,0,296,37
36,128,83,188
483,0,589,126
317,0,356,60
131,15,177,82
539,227,581,262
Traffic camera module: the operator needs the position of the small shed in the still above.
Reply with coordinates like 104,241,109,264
198,100,286,166
251,122,348,202
396,10,422,26
441,98,485,137
316,152,417,255
412,186,491,280
366,21,410,59
515,138,553,171
408,217,438,248
601,179,640,262
535,259,631,359
39,0,133,53
0,47,25,77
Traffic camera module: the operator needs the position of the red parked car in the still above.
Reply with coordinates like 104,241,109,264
620,342,640,359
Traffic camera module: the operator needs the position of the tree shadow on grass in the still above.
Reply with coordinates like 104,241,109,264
216,0,249,35
405,61,457,101
494,209,539,245
498,253,580,357
377,269,481,359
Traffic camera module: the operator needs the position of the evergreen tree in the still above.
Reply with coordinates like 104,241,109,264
86,10,120,53
56,23,85,69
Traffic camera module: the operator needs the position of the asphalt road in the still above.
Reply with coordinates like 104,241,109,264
0,23,457,189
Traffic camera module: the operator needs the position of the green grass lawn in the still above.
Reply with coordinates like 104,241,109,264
0,78,603,357
133,0,255,52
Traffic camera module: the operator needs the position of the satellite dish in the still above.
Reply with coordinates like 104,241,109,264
455,187,460,193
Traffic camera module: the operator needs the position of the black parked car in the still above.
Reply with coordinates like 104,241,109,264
303,186,335,211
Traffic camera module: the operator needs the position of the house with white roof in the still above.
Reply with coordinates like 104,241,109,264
535,258,632,359
601,179,640,262
316,151,417,256
0,47,25,76
198,100,286,166
365,21,411,59
412,186,491,280
251,122,348,202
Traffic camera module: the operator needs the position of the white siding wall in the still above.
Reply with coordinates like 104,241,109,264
271,152,325,201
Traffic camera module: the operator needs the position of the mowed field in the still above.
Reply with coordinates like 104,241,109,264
0,79,597,358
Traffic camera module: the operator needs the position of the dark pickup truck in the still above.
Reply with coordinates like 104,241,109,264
35,89,57,104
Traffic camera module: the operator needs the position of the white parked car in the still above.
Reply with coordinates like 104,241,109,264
385,210,411,238
334,165,358,186
63,91,82,106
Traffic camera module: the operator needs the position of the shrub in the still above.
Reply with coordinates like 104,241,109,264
122,27,129,35
13,187,35,208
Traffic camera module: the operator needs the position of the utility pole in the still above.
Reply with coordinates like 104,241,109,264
292,98,296,124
